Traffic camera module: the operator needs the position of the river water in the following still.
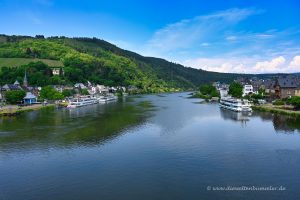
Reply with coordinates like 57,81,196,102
1,93,300,200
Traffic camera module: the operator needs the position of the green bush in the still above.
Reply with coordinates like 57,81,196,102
228,82,243,98
191,92,210,99
40,86,64,100
80,88,89,95
198,84,219,98
273,100,285,106
62,89,75,97
287,96,300,110
5,90,26,104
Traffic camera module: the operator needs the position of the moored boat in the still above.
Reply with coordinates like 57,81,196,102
219,97,252,112
97,94,117,103
67,97,98,108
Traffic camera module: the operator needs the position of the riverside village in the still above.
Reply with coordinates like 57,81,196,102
0,70,133,116
1,69,300,116
2,1,300,199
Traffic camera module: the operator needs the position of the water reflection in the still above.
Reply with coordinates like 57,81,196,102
0,97,153,152
253,112,300,133
219,108,251,127
1,93,300,200
219,108,300,133
220,108,300,134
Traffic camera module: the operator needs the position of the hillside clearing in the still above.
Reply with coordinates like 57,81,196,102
0,58,63,68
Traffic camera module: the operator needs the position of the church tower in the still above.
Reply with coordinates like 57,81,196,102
23,70,28,87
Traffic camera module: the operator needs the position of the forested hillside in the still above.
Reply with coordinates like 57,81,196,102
0,34,286,92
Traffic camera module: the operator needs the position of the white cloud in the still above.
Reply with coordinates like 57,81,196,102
200,42,210,46
287,55,300,72
253,56,286,73
183,57,254,73
144,8,261,56
137,8,300,74
182,56,300,73
289,55,300,67
254,34,274,39
226,36,237,41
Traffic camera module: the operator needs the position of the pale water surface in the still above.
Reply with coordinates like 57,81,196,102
1,93,300,200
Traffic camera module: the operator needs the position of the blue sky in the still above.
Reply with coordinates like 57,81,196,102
1,0,300,73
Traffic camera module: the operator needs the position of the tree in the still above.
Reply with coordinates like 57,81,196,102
62,89,75,97
40,86,64,100
50,75,63,85
287,96,300,110
80,88,89,95
53,92,64,100
5,90,26,104
199,84,219,97
199,84,214,95
258,88,265,96
210,90,220,97
228,82,243,98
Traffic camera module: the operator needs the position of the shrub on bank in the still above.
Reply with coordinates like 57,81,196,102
287,96,300,110
191,92,210,100
5,90,26,104
273,100,285,106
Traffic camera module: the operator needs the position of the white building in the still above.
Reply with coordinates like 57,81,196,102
74,83,87,89
88,86,97,95
243,85,253,96
51,68,64,76
96,85,109,94
219,88,229,98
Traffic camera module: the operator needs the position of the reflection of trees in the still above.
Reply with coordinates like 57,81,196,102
0,99,152,152
220,109,300,133
273,115,295,133
253,112,300,133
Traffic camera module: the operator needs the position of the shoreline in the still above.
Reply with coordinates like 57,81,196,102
0,104,57,116
253,104,300,117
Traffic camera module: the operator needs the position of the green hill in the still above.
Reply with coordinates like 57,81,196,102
0,34,285,91
0,58,63,68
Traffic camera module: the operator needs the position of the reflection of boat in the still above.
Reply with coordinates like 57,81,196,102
67,97,98,108
219,97,252,112
220,108,251,122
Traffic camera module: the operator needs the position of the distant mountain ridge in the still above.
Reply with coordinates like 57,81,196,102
0,34,298,91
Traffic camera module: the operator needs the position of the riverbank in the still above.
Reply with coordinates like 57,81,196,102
189,92,220,102
0,104,56,116
189,92,209,99
253,104,300,117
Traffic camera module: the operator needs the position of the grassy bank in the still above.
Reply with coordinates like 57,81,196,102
0,104,55,116
189,92,220,102
253,104,300,117
189,92,210,100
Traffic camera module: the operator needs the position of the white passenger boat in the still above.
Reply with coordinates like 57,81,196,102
67,97,98,108
219,97,252,112
97,94,117,103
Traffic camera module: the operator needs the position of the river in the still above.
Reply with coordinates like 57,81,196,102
1,93,300,200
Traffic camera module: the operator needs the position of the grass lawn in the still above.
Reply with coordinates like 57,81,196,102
0,104,55,116
0,58,63,68
253,104,300,117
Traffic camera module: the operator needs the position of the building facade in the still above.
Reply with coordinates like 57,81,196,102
243,85,253,96
274,75,300,98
